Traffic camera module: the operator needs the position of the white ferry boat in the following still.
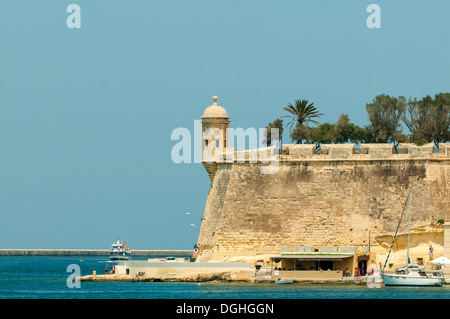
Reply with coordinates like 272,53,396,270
109,240,131,261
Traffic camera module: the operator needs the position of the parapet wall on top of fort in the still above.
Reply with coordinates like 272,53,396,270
207,142,448,163
285,142,448,160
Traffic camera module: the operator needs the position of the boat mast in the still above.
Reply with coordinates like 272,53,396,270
406,190,412,272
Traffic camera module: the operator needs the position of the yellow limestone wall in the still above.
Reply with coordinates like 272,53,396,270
196,144,450,263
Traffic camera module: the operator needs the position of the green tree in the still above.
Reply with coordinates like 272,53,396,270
297,114,368,148
432,93,450,146
264,118,284,146
353,125,375,143
282,99,322,144
282,100,322,130
310,123,334,145
333,114,355,143
402,93,450,147
402,96,433,143
365,94,407,149
290,124,313,144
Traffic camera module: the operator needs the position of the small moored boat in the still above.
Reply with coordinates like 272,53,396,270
275,278,293,284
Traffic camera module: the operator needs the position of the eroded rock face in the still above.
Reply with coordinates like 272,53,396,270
374,224,445,269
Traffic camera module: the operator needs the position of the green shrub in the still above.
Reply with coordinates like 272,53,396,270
414,138,428,146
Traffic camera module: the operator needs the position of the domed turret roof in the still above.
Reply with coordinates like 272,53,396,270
201,96,229,119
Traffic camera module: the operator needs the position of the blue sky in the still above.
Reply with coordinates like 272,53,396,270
0,1,449,249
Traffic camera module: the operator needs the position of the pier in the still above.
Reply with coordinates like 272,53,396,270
0,249,193,258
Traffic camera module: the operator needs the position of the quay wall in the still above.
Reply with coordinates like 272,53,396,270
114,261,251,277
0,249,193,258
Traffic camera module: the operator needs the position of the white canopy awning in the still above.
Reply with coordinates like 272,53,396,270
430,256,450,265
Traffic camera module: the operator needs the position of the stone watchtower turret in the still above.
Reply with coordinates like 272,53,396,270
201,96,230,183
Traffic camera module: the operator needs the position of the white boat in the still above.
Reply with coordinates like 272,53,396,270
109,239,131,261
382,269,444,287
381,191,445,287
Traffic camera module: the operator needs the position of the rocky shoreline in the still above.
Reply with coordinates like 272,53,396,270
79,270,255,283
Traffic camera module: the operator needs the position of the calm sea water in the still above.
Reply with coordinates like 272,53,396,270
1,257,450,299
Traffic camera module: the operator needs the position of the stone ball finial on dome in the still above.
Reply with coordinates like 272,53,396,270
201,95,229,119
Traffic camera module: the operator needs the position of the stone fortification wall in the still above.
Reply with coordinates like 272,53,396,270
197,143,450,262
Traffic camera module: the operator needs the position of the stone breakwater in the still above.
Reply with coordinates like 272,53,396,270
0,249,192,258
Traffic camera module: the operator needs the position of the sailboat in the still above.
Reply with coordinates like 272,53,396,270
381,190,445,287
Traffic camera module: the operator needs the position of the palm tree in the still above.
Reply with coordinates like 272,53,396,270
282,99,323,133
